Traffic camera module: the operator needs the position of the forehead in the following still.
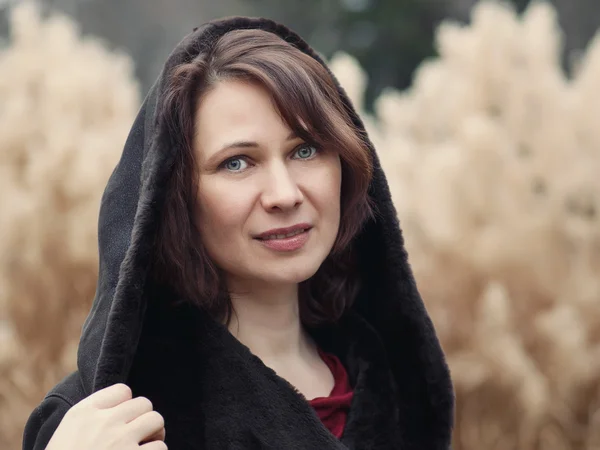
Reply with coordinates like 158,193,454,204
194,80,292,157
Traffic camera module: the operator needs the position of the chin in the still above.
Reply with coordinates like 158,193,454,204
257,259,323,285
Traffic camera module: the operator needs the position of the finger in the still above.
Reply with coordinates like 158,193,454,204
140,441,167,450
141,427,166,443
128,410,165,443
78,383,133,409
113,396,154,423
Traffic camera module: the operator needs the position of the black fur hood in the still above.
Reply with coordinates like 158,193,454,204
23,17,454,450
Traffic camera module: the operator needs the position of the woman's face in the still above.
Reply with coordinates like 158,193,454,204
194,80,342,290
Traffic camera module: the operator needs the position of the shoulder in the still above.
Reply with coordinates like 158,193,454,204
22,371,86,450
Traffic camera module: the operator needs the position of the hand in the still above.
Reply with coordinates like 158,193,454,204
45,383,166,450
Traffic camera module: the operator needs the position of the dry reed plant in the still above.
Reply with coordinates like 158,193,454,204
0,3,139,448
2,0,600,449
330,1,600,449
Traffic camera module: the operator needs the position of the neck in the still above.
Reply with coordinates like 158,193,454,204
226,280,312,362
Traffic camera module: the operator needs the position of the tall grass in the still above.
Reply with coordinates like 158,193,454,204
1,1,599,449
330,1,600,448
0,3,139,447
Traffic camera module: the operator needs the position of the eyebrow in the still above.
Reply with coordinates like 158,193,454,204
216,131,300,154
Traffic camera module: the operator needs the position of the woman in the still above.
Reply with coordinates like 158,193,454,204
22,17,454,450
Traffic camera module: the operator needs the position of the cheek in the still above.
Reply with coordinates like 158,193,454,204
328,166,342,226
196,181,252,251
303,157,342,223
324,155,342,200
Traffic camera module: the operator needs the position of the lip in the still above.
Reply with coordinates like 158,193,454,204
255,228,312,252
253,223,312,240
253,223,313,252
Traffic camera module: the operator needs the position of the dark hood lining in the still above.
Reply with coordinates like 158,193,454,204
77,15,454,448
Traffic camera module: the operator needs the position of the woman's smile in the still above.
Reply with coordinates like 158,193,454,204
254,227,313,252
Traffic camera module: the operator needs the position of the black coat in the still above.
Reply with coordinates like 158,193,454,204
22,17,454,450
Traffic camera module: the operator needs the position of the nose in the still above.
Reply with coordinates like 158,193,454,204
260,163,303,212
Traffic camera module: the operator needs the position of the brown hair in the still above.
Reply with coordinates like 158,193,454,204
152,29,374,325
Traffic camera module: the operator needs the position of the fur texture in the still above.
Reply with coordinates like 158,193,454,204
23,17,454,450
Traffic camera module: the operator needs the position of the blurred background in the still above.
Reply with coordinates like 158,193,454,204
1,0,599,449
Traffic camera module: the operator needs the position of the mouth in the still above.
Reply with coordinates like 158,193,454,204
253,223,313,241
253,224,313,252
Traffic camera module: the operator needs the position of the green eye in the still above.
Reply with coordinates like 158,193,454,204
294,145,317,159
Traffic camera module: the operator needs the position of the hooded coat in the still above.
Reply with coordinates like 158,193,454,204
22,17,454,450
